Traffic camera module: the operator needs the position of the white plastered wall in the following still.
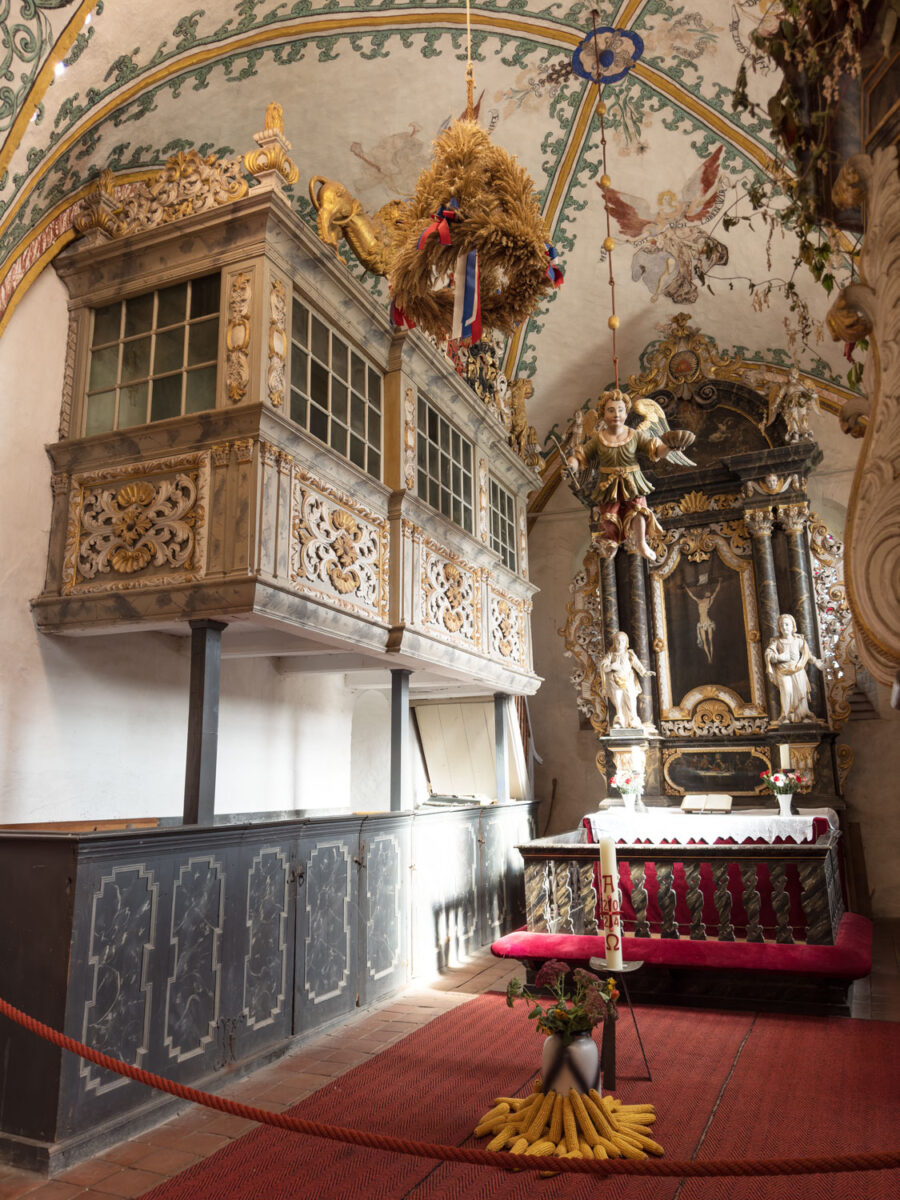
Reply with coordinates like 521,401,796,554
0,269,355,822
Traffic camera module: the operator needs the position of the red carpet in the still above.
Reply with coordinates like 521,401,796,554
138,996,899,1200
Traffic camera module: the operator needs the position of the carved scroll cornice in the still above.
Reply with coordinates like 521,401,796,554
290,471,388,621
266,278,287,408
658,519,751,563
225,274,252,404
830,147,900,686
61,453,209,594
74,152,249,243
627,311,747,399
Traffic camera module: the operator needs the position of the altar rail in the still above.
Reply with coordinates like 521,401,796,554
517,830,844,947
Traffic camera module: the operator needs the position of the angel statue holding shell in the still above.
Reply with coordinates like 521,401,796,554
561,388,696,561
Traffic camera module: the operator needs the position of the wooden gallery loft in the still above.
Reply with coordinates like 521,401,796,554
0,124,541,1171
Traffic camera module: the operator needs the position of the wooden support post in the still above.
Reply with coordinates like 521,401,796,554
390,668,412,812
494,692,510,803
183,619,227,825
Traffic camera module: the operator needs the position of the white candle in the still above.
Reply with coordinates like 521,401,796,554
597,834,623,970
778,743,791,769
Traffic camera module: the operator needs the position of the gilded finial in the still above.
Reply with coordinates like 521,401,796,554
244,102,299,191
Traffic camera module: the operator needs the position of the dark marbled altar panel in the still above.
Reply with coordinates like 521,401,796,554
243,848,290,1030
164,856,224,1062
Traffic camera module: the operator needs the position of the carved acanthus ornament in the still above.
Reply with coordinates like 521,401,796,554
403,388,416,490
62,455,209,593
744,507,775,537
291,478,386,617
777,503,808,535
836,743,854,791
490,591,528,666
74,153,249,242
243,103,300,191
827,146,900,687
657,520,750,564
59,314,78,439
225,273,252,403
808,513,861,729
560,552,607,730
787,743,817,793
420,546,476,641
656,491,741,520
266,279,287,407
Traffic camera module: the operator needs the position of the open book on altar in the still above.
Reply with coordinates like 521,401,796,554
680,793,733,813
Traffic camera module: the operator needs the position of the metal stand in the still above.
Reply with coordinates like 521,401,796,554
589,956,652,1091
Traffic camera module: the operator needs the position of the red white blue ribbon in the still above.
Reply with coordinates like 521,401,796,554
417,197,460,249
451,248,482,344
545,242,564,287
389,299,415,330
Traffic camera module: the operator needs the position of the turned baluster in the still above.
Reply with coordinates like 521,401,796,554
580,862,599,935
769,862,795,944
656,862,679,938
798,860,834,945
739,862,765,943
629,861,651,938
684,860,706,941
556,861,574,933
711,861,735,942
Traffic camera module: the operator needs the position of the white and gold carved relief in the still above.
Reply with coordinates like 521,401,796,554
420,545,477,642
478,458,488,543
489,590,528,666
62,453,209,594
290,475,388,619
225,272,252,403
267,278,287,408
403,387,416,490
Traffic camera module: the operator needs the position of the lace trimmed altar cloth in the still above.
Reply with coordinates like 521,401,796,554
585,806,839,846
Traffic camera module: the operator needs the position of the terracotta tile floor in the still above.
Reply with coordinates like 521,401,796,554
1,927,897,1200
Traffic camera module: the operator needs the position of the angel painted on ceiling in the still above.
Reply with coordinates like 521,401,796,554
599,144,728,305
561,389,695,562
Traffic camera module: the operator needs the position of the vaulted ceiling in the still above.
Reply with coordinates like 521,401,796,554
0,1,861,445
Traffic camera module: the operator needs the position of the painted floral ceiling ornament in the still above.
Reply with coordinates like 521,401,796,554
571,26,644,85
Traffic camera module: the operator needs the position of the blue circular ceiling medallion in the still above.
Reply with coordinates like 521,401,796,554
572,27,644,84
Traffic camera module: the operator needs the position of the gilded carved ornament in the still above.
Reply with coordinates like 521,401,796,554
742,473,801,499
776,502,809,536
808,512,861,730
490,591,528,666
826,146,900,687
266,279,287,408
74,153,249,242
225,274,252,404
61,454,209,594
291,479,386,616
478,458,488,544
420,545,477,642
836,743,854,791
560,551,608,731
403,388,416,490
744,507,774,537
626,311,747,399
657,520,751,564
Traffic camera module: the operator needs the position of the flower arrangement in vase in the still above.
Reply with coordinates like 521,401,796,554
609,772,642,812
507,961,617,1095
760,769,806,816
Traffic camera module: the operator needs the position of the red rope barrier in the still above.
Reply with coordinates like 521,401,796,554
0,995,897,1179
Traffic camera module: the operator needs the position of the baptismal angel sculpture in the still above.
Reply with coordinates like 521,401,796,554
765,613,824,723
561,388,696,561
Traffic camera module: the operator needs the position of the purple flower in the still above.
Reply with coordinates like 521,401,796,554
535,959,569,989
572,967,600,988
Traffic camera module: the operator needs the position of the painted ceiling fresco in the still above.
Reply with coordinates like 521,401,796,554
0,1,862,445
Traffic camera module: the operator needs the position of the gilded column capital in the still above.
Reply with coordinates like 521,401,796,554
744,507,774,537
777,502,809,535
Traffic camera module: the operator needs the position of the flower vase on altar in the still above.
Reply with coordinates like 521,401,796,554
761,769,804,817
610,772,642,813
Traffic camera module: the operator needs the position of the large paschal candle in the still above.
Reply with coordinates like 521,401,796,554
597,834,623,970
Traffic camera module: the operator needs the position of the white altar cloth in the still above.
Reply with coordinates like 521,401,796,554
585,807,839,846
